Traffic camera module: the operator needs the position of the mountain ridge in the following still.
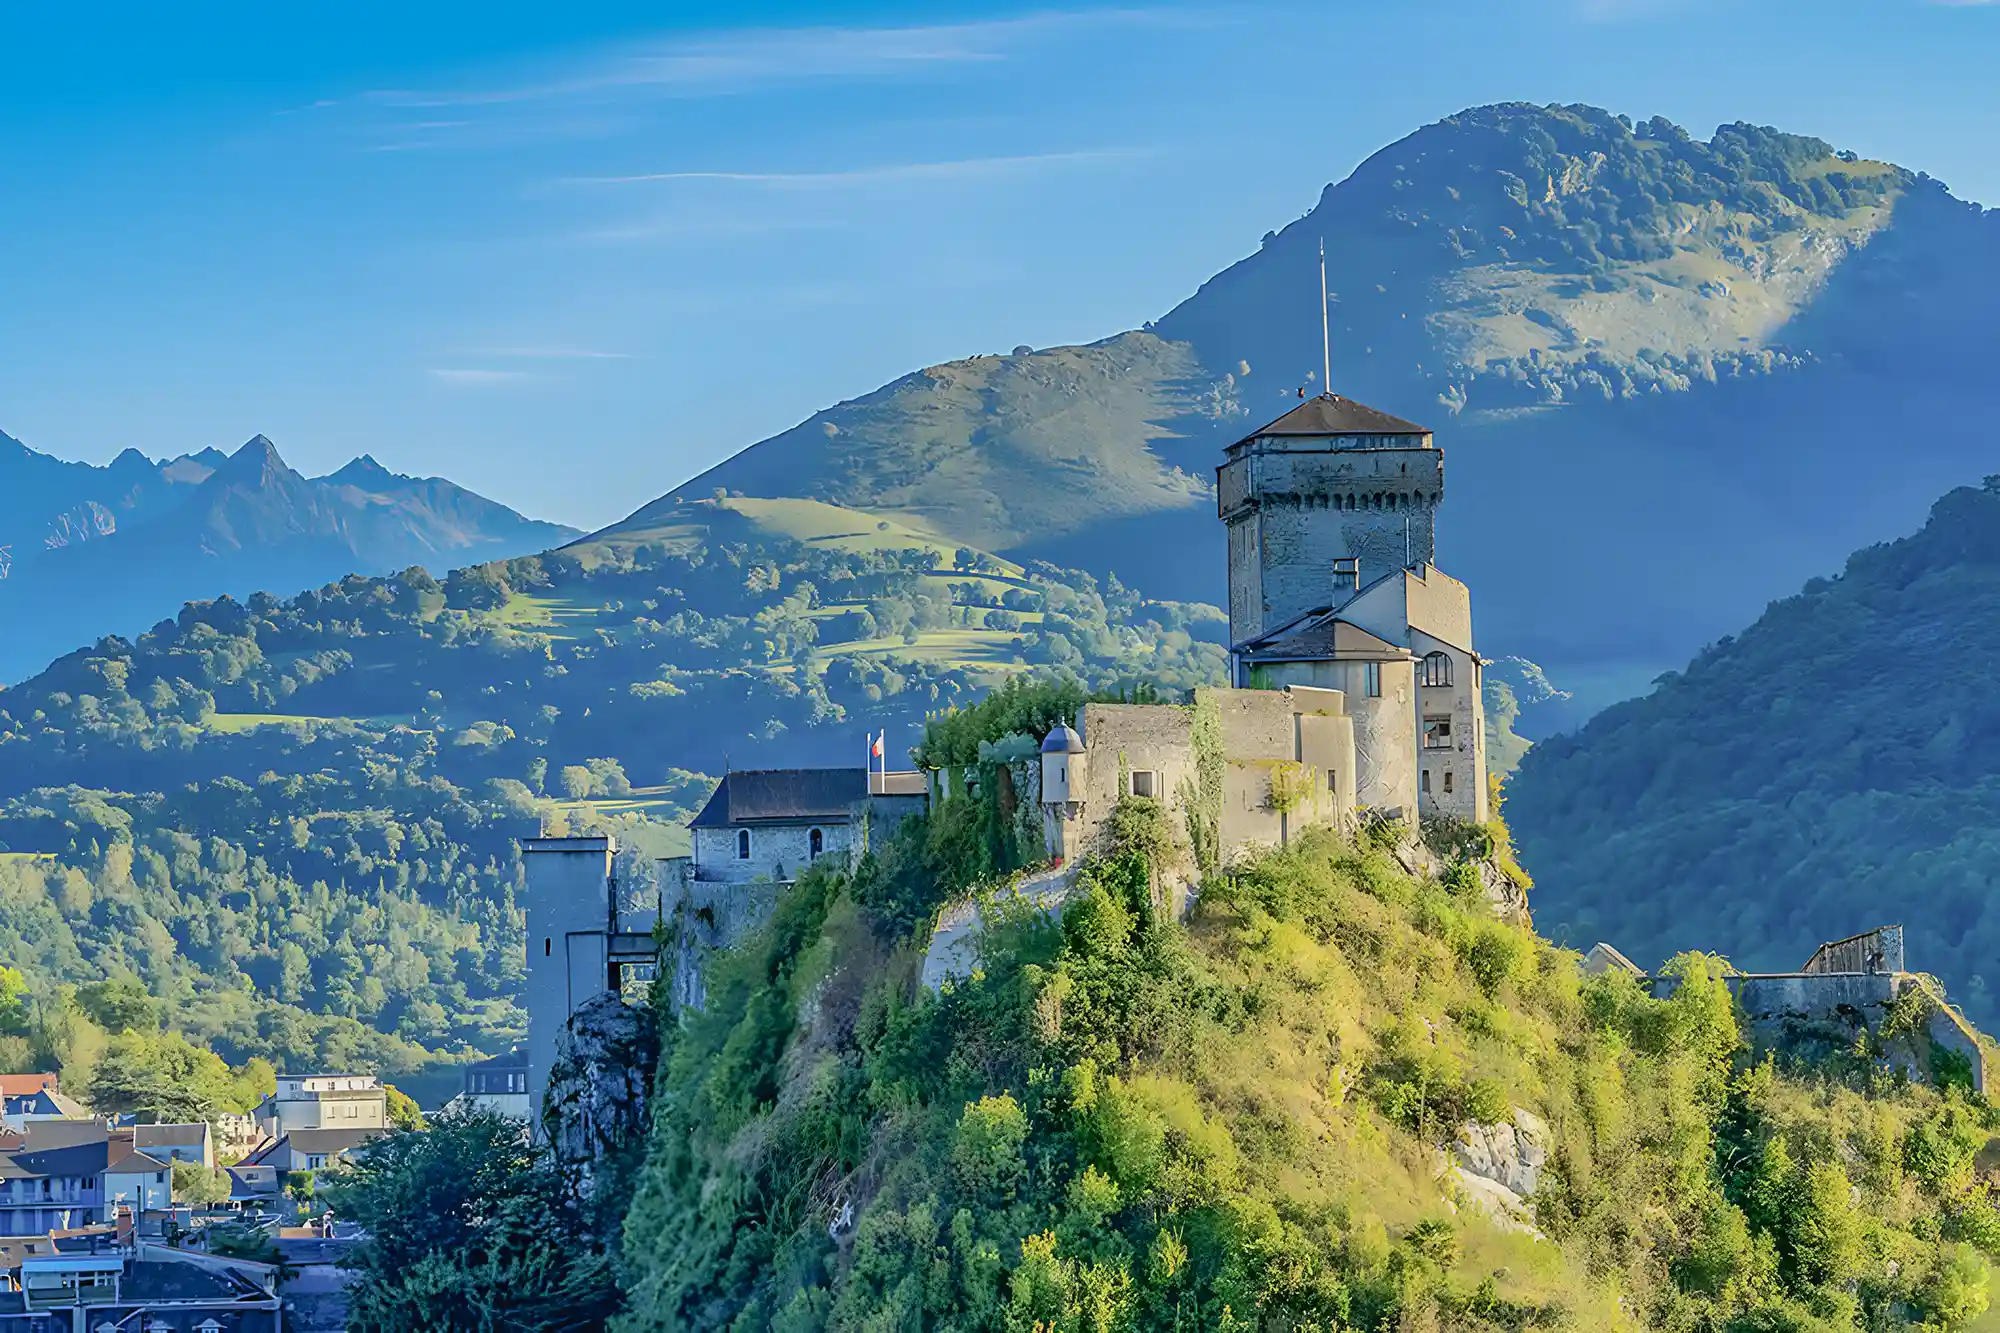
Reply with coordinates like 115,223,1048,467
586,101,2000,719
1507,476,2000,1027
0,428,580,681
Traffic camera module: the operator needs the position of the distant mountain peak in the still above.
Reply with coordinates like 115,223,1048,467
211,434,293,485
323,454,401,488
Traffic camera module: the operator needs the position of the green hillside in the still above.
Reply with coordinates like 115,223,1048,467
614,779,2000,1330
604,102,2000,711
1507,479,2000,1027
603,334,1217,557
0,509,1227,1086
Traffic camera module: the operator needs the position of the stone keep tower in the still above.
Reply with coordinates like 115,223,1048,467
1216,394,1441,647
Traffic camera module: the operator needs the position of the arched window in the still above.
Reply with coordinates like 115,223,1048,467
1420,651,1452,688
809,828,824,859
736,829,751,859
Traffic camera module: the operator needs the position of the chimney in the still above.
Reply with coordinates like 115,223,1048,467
115,1205,134,1248
1333,556,1362,596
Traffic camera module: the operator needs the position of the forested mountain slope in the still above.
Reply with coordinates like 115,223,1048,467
1508,479,2000,1027
604,101,2000,712
0,431,578,681
0,501,1227,1092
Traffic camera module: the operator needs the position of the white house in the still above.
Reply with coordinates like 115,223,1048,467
253,1075,387,1139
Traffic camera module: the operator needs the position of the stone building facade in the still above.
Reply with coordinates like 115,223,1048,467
1040,687,1358,882
522,771,927,1120
1034,391,1491,865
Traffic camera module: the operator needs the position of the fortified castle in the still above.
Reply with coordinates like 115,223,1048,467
519,393,1989,1122
519,391,1494,1119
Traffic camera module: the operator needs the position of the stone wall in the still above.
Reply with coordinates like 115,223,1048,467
1220,441,1442,646
691,821,852,886
1348,658,1419,819
1413,630,1487,823
1651,968,1990,1094
1072,702,1201,867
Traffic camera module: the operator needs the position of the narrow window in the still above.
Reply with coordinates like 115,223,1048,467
1420,651,1452,688
1423,716,1453,750
737,829,751,859
1421,770,1431,794
543,938,551,957
1443,771,1455,794
809,828,824,859
1363,662,1382,698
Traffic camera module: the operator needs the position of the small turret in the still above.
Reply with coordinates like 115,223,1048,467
1039,722,1088,861
1040,723,1086,803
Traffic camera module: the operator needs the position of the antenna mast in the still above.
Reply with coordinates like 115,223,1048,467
1319,237,1332,397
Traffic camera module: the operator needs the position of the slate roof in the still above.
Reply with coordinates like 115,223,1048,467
464,1048,527,1074
104,1147,171,1175
247,1127,385,1165
2,1138,111,1180
1234,393,1430,446
227,1164,281,1199
1,1089,89,1118
690,768,924,828
1238,615,1409,662
134,1122,210,1149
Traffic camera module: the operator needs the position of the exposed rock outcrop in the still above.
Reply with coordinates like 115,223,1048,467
1446,1108,1549,1237
542,992,660,1236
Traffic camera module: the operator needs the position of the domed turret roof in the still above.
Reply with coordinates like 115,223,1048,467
1040,723,1085,754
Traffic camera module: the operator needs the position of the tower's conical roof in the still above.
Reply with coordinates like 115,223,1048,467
1239,393,1429,443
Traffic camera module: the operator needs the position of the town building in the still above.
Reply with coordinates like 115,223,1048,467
252,1075,387,1140
134,1123,214,1170
100,1139,172,1221
0,1224,281,1329
224,1165,281,1214
241,1128,383,1174
0,1122,116,1235
0,1088,91,1132
451,1050,530,1121
0,1124,183,1237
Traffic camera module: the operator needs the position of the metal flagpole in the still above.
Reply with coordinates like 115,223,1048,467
1319,237,1332,397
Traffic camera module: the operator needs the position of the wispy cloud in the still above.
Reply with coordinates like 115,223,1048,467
365,12,1170,109
454,346,634,359
566,149,1137,189
429,368,529,385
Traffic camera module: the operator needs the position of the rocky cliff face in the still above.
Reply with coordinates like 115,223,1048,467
541,992,661,1238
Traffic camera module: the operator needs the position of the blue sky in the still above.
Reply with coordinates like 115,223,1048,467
3,0,1995,530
